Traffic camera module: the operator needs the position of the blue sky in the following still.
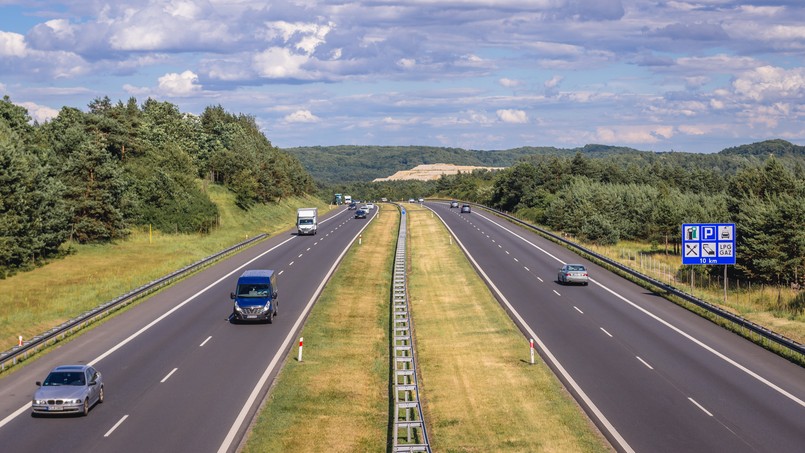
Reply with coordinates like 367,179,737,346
2,0,804,153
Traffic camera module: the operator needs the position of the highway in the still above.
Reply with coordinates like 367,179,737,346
0,206,375,453
425,201,805,453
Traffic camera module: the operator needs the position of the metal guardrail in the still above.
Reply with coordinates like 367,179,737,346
432,199,805,359
390,204,431,452
0,233,268,372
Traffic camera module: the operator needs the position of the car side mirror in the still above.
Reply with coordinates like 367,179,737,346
272,292,278,299
36,381,42,387
230,292,236,299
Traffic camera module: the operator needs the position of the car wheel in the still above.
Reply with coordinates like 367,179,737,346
267,310,273,324
82,398,89,416
98,386,104,404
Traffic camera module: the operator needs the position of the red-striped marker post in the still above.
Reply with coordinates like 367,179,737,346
529,338,535,364
18,336,23,347
298,337,304,362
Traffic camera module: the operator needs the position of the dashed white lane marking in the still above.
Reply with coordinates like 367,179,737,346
298,253,303,258
161,368,178,383
278,270,284,275
289,261,295,266
200,336,212,347
513,258,519,262
524,266,530,271
537,276,544,283
104,415,129,437
688,397,713,417
600,328,613,338
637,356,654,370
553,290,561,296
574,306,584,314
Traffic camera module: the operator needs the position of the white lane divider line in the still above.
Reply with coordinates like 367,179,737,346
513,258,519,262
199,336,212,347
298,254,303,258
104,415,129,437
574,306,584,314
289,261,295,266
524,266,530,272
636,356,654,370
600,327,613,338
688,397,713,417
537,276,544,283
161,368,178,383
553,290,561,296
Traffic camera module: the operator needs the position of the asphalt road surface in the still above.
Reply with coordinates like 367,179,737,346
426,200,805,453
0,206,376,453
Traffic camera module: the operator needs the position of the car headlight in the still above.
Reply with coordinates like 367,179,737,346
34,399,47,405
262,304,271,312
234,304,243,312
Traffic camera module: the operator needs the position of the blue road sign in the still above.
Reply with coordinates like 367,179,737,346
682,223,736,265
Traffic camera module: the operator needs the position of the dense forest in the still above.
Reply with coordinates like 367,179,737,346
0,96,314,276
286,142,805,185
328,142,805,286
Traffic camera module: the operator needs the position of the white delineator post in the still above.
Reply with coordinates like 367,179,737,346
18,336,23,347
298,337,303,362
359,234,362,245
530,338,536,364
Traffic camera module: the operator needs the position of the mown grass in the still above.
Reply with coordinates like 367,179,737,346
405,204,609,452
242,205,398,452
0,184,331,352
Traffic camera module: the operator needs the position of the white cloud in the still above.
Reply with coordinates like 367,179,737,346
0,31,27,57
253,47,311,79
544,75,563,89
157,70,201,96
17,102,59,123
731,66,805,102
595,125,674,144
500,78,521,88
497,109,528,124
284,110,320,123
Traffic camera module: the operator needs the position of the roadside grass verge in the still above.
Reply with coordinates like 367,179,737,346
242,205,398,452
405,204,610,452
0,184,330,351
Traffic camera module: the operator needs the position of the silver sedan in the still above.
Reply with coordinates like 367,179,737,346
558,264,589,285
32,365,104,416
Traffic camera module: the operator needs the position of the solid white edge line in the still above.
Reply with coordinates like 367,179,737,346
427,207,635,453
688,397,713,417
161,368,178,383
200,336,212,347
216,208,379,453
104,414,129,437
476,210,805,410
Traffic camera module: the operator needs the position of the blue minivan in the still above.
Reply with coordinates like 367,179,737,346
230,270,278,323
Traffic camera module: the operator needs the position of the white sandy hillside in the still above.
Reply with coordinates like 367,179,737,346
373,163,505,182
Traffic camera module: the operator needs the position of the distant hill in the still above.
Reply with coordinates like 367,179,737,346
283,140,804,184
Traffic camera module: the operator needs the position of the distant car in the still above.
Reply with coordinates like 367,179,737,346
365,203,375,210
460,204,471,213
408,198,416,203
418,198,424,203
450,200,459,208
348,203,357,210
355,209,367,219
32,365,104,416
558,264,589,285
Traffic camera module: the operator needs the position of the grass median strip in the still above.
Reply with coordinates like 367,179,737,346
406,204,609,452
242,206,398,452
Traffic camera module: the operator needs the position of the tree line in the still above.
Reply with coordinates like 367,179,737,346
0,96,314,276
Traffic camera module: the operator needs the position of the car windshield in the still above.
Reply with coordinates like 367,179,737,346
298,219,313,225
43,371,85,386
237,284,271,297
